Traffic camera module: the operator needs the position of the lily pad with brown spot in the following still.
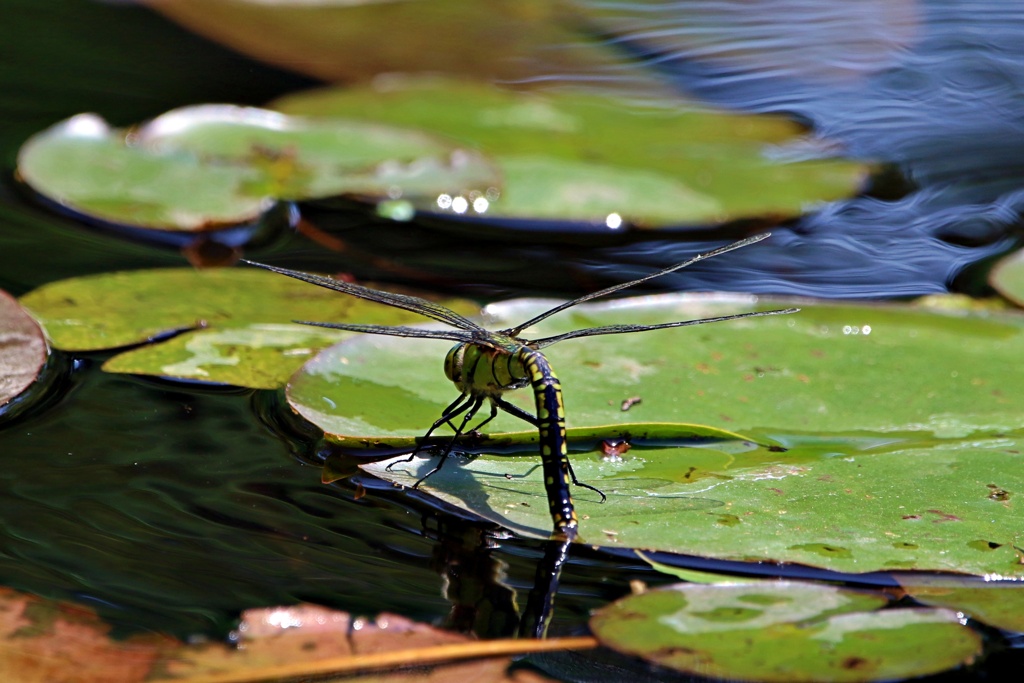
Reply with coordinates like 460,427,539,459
590,582,981,682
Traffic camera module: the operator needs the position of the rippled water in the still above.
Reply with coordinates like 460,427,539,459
556,0,1024,296
1,2,1024,676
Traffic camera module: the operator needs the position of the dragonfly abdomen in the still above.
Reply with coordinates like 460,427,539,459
517,348,578,536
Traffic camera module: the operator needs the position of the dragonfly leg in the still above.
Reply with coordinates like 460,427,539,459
434,392,475,434
566,458,607,503
493,397,540,427
413,395,485,488
387,393,473,472
465,400,499,434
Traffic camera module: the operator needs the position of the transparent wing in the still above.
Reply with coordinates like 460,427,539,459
506,233,772,336
296,320,477,343
244,260,486,332
529,307,799,349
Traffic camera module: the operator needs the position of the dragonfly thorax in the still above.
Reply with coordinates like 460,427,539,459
444,342,530,395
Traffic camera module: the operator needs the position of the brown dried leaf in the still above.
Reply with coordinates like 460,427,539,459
160,606,563,682
0,588,562,683
0,587,168,683
0,289,48,409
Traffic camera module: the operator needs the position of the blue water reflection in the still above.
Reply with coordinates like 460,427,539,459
530,0,1024,296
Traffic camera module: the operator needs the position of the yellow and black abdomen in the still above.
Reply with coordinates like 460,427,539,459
517,347,577,535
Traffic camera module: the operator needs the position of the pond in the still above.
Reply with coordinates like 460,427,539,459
1,0,1023,680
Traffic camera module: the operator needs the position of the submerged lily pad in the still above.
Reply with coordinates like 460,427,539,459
293,296,1024,574
275,78,868,227
590,582,980,682
19,268,476,388
0,289,48,411
17,106,498,232
898,575,1024,633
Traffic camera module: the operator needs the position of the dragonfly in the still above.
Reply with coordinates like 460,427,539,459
244,233,798,539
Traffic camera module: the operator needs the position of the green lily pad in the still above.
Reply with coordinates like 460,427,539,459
19,268,476,389
17,114,270,231
290,296,1024,439
898,575,1024,633
590,582,981,682
365,434,1024,575
0,289,48,411
274,78,868,227
17,106,498,231
292,296,1024,574
990,247,1024,308
100,323,348,390
636,550,756,584
138,104,499,201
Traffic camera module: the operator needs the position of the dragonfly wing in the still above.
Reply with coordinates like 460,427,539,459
529,307,799,348
244,260,486,332
297,320,477,343
506,233,772,335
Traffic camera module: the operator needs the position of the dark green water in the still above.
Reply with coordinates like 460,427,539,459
2,0,1024,678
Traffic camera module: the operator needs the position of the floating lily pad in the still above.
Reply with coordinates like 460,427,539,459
17,114,271,231
590,582,980,682
990,247,1024,308
291,296,1024,441
101,323,349,390
19,268,476,388
292,296,1024,574
898,575,1024,633
17,105,498,232
0,289,48,412
366,434,1024,575
275,78,868,227
138,105,499,201
149,0,628,86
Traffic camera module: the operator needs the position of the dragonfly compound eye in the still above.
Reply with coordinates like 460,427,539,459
443,343,467,388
